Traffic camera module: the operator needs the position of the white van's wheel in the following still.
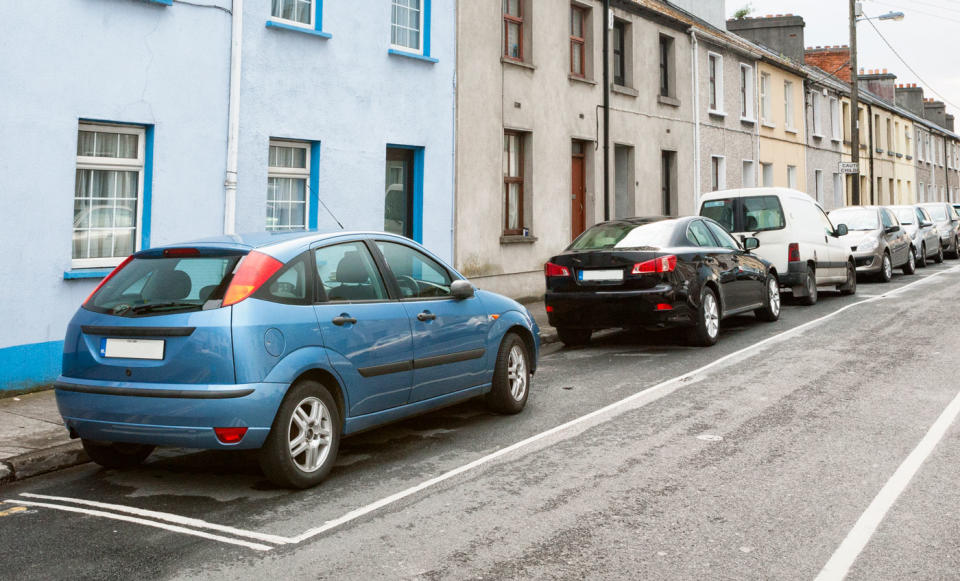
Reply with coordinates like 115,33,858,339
798,266,818,306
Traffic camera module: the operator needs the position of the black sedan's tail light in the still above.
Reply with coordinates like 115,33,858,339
544,262,571,277
632,255,676,274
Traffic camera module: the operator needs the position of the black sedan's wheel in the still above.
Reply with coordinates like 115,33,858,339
557,328,591,347
259,380,341,489
798,266,818,306
935,244,944,264
902,247,916,275
81,440,154,469
839,261,857,296
755,275,781,322
918,243,927,268
878,252,893,283
486,332,530,415
688,287,720,346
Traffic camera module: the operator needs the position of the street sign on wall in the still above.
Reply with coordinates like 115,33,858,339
839,162,859,175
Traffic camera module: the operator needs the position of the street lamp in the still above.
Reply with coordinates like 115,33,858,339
848,3,905,205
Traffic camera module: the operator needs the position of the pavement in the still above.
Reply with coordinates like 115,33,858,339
0,300,557,487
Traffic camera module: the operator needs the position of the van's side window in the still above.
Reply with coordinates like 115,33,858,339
742,196,786,232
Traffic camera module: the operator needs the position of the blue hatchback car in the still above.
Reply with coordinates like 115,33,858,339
56,231,539,488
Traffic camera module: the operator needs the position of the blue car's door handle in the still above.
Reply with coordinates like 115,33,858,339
417,311,436,322
332,315,357,326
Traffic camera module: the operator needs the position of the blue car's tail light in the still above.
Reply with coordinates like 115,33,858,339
223,251,284,307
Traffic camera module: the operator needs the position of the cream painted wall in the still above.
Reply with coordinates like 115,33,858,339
757,62,806,191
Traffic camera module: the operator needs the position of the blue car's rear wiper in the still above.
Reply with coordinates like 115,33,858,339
129,302,201,314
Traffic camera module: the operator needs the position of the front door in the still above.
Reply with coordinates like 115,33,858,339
385,147,415,239
373,240,490,403
571,141,586,240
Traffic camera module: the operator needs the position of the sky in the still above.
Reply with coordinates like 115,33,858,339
728,0,960,116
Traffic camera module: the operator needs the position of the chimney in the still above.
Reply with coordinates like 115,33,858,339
857,69,897,105
924,100,949,130
896,84,925,117
669,0,728,31
804,45,851,82
946,114,955,133
727,14,806,62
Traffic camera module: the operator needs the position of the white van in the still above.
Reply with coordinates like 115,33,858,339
699,187,856,305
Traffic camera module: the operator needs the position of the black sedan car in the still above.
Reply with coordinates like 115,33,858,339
545,216,780,347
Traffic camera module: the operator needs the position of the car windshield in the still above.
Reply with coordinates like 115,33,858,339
830,208,878,231
569,221,674,250
927,205,948,221
700,195,785,233
87,254,242,316
893,208,914,225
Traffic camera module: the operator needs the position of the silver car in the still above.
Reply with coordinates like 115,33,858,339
919,202,960,259
829,205,914,282
890,205,942,266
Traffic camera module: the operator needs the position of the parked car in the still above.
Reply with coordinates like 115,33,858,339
828,206,915,281
544,216,781,348
919,202,960,259
889,205,942,267
699,187,855,305
55,231,539,488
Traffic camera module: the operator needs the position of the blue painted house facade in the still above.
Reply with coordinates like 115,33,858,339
0,0,455,392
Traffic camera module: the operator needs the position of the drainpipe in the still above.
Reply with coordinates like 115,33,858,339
943,135,949,201
688,28,701,209
867,102,875,204
602,0,610,221
223,0,243,235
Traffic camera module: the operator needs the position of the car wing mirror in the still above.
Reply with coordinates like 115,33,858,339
451,279,476,300
743,237,760,251
885,225,900,234
835,224,848,237
921,221,932,228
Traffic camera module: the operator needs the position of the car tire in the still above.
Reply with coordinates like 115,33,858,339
935,244,944,264
755,275,781,322
258,380,341,489
486,332,531,415
878,252,893,283
688,287,720,346
557,328,592,346
918,243,927,268
798,266,818,306
81,439,154,469
952,237,960,259
839,261,857,296
902,247,917,274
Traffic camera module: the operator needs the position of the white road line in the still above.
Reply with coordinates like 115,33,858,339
815,388,960,581
18,493,291,545
6,499,273,551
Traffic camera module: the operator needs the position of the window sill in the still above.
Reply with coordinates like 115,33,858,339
388,49,438,63
888,152,897,157
611,84,638,97
500,235,538,245
785,127,799,135
64,269,113,280
265,21,332,39
657,94,680,107
831,137,842,144
568,74,597,86
876,148,884,154
761,121,776,129
906,155,913,160
146,0,173,5
708,109,727,118
812,133,824,140
740,116,756,125
501,56,535,71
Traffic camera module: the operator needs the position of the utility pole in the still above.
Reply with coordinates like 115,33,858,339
602,0,611,221
849,0,861,205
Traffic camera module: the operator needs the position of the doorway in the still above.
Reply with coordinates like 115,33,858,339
571,141,587,239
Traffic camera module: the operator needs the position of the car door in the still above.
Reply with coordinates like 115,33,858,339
372,239,491,403
312,240,414,417
814,205,846,281
687,219,743,311
704,220,765,308
880,208,909,265
918,208,939,255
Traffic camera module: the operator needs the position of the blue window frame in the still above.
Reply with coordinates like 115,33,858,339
388,0,437,63
266,0,332,38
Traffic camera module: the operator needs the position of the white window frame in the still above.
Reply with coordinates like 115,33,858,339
833,173,843,208
269,0,316,30
760,72,772,126
830,97,841,142
811,91,823,138
814,169,824,203
787,165,798,189
739,63,755,122
390,0,425,55
761,162,774,187
267,139,311,232
742,160,756,188
74,122,146,269
710,155,726,191
784,80,796,133
707,52,724,115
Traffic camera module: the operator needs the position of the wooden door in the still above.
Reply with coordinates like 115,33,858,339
571,143,586,239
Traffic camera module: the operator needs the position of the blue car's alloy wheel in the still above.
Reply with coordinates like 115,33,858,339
486,333,530,415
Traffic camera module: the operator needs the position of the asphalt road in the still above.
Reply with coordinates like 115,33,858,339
1,262,959,580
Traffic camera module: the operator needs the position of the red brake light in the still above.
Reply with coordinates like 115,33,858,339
544,262,571,277
83,255,134,307
163,247,200,257
214,427,248,444
788,243,801,262
656,303,673,311
632,255,677,275
222,251,284,307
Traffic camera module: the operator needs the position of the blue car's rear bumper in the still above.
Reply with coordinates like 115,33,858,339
55,377,287,450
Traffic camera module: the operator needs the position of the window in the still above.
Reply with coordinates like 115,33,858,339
385,147,418,240
376,241,453,299
874,114,881,148
760,73,772,124
708,53,723,113
739,64,754,120
705,220,740,249
659,35,673,97
271,0,315,27
710,156,725,191
661,150,677,215
686,221,717,247
905,126,912,157
761,162,774,187
784,80,795,131
787,165,798,189
613,19,627,87
918,130,925,161
815,169,824,203
742,160,756,188
843,101,850,141
886,119,893,153
811,91,822,137
570,5,587,78
258,253,310,304
833,173,843,208
503,131,525,235
503,0,523,60
314,242,388,302
391,0,424,54
73,123,146,268
267,141,310,231
742,195,786,232
830,98,841,141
